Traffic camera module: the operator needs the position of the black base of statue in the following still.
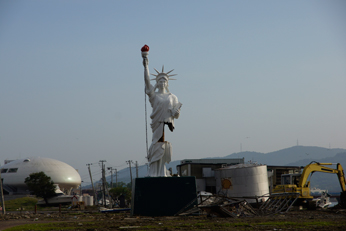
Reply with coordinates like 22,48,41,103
131,176,197,216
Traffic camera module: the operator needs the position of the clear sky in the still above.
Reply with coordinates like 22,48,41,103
1,0,345,184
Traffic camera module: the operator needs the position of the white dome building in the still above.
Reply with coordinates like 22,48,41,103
1,157,81,195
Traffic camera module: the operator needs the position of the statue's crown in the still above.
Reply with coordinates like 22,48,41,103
151,65,177,82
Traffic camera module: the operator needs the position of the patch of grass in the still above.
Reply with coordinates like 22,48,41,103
179,223,192,227
193,222,207,228
6,220,343,231
301,221,335,226
4,223,63,231
69,212,84,215
4,222,97,231
4,197,38,211
257,221,297,226
232,222,252,227
257,221,339,228
211,222,252,228
4,197,89,212
138,225,158,229
213,222,231,227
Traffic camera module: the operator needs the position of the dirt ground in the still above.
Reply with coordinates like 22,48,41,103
1,207,346,230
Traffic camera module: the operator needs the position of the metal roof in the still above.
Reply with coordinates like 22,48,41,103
180,158,244,165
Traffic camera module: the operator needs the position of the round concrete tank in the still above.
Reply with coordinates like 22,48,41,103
214,164,269,203
86,196,94,206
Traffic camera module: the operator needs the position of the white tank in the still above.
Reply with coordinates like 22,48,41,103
214,163,269,203
84,195,93,206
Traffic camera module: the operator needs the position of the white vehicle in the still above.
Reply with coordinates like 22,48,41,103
312,191,332,209
36,185,78,205
0,157,81,195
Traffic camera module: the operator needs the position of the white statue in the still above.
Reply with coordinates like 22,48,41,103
141,45,182,177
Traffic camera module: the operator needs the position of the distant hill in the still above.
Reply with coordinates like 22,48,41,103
286,152,346,166
89,146,346,193
224,146,345,165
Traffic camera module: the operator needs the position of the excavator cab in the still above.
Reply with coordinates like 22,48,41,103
281,174,301,185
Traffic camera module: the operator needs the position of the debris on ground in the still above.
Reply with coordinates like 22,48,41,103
177,193,300,217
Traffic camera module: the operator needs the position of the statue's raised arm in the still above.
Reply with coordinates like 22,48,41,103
141,45,153,94
143,56,152,94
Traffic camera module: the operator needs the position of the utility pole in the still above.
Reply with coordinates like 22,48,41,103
135,161,138,178
115,168,118,187
104,168,112,209
80,181,83,196
99,160,107,207
107,167,113,188
87,164,97,206
108,167,113,188
107,167,117,188
126,160,133,186
0,170,5,215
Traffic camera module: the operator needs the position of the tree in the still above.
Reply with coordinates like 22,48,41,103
109,185,131,207
25,172,56,204
114,182,127,188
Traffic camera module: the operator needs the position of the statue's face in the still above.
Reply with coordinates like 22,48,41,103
158,79,168,90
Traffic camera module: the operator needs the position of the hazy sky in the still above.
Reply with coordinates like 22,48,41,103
1,0,345,184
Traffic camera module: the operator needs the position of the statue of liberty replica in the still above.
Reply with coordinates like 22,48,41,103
132,45,196,217
141,45,182,177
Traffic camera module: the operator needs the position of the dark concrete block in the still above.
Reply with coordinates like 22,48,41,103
131,176,197,216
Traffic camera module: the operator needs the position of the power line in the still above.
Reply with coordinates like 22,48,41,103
106,161,127,168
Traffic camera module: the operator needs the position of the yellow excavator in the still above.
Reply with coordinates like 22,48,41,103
273,162,346,208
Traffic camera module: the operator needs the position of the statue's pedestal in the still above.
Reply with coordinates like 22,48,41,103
131,176,197,216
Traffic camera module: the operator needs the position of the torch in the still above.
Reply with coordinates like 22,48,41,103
141,44,149,59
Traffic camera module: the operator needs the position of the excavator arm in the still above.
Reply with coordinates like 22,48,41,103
298,162,346,193
336,163,346,192
336,163,346,208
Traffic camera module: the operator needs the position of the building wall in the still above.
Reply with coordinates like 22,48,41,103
177,158,244,193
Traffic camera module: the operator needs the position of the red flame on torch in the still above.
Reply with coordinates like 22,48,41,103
141,45,149,52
